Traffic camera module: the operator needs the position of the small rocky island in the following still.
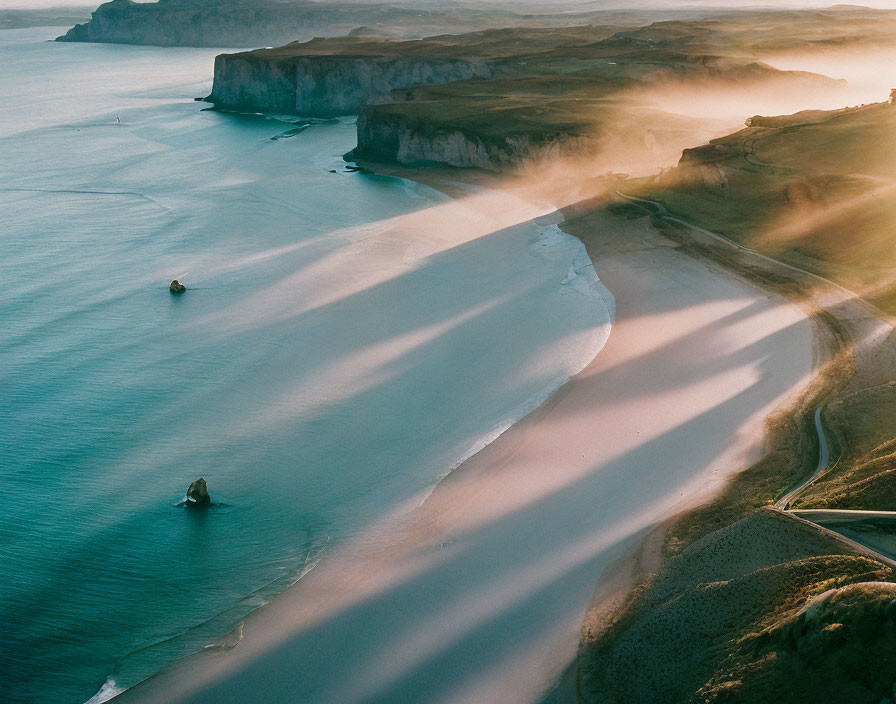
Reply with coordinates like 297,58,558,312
169,279,186,294
186,477,211,507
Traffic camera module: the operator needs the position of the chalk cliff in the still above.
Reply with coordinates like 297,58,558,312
349,109,596,171
208,51,500,116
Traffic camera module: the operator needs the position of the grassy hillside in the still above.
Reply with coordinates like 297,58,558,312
610,6,896,56
626,102,896,315
241,25,625,59
579,509,896,704
795,392,896,510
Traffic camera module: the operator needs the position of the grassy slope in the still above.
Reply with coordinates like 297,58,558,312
242,6,896,60
580,509,896,704
238,25,626,59
361,51,773,134
610,7,896,55
626,103,896,313
794,396,896,510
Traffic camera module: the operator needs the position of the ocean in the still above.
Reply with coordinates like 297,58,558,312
0,27,612,703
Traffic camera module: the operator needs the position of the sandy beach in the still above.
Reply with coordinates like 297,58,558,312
113,190,818,704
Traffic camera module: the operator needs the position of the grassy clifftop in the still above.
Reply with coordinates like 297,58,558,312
611,5,896,55
337,13,865,168
206,7,896,169
229,25,624,60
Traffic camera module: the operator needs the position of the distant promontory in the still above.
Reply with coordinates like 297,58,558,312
54,0,651,48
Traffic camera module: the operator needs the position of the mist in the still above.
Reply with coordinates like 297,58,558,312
763,48,896,105
10,0,896,10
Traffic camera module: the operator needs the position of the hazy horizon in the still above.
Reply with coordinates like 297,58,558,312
7,0,896,12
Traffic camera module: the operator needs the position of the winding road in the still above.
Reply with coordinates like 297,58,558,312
775,406,829,510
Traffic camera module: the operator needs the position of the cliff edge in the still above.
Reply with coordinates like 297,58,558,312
203,23,848,172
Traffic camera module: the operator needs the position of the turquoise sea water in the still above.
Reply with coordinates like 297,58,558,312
0,28,611,703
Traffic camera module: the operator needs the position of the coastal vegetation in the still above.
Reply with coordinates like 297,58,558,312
624,102,896,316
579,508,896,704
571,107,896,700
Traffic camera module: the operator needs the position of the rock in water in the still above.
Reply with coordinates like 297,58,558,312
169,279,186,294
186,477,210,506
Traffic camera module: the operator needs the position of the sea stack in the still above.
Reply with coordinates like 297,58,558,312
186,477,211,506
169,279,186,294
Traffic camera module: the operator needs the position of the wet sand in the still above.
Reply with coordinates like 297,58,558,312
113,200,817,704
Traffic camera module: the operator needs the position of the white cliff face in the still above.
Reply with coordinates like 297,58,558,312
208,54,499,116
353,111,597,171
294,57,495,115
206,50,586,170
210,54,301,115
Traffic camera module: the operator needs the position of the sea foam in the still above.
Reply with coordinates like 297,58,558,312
84,678,123,704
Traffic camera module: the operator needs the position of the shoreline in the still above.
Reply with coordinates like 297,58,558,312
101,164,616,704
111,168,819,704
571,190,896,702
